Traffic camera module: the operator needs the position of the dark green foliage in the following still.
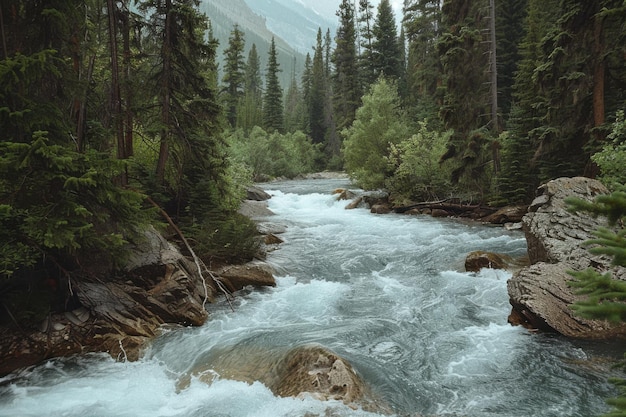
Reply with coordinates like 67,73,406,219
372,0,400,80
263,38,284,133
403,0,443,121
333,0,361,131
495,0,527,119
227,127,322,181
183,211,260,265
222,25,246,127
237,44,264,133
437,0,494,193
307,29,328,144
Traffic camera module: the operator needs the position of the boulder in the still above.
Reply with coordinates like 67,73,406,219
345,196,364,210
189,344,391,414
371,203,392,214
465,251,525,272
216,261,276,293
482,205,528,224
333,188,358,201
507,177,626,339
246,186,272,201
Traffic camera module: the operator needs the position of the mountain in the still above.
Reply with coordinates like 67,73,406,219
243,0,339,54
242,1,404,54
200,0,306,86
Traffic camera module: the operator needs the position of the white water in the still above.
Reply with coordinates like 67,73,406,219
0,178,620,417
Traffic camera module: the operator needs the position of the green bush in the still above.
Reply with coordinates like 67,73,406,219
592,110,626,191
386,121,454,202
227,127,322,181
342,78,410,190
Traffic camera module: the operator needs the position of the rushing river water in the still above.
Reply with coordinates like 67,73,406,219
0,178,622,417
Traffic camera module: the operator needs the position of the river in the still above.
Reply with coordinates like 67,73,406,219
0,178,620,417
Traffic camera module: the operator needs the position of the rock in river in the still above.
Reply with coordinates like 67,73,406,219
507,177,626,339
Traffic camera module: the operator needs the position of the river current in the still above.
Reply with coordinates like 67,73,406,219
0,178,621,417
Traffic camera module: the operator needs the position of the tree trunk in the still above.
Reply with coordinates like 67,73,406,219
107,0,127,184
592,12,605,130
156,0,173,184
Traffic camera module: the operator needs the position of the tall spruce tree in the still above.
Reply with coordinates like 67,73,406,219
139,0,226,217
533,0,626,180
237,43,263,133
308,29,328,144
263,37,283,133
438,0,494,196
403,0,443,120
222,25,246,128
497,0,558,203
333,0,361,131
357,0,376,87
284,60,306,133
372,0,401,80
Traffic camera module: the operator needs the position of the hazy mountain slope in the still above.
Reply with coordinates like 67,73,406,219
243,0,338,54
201,0,305,86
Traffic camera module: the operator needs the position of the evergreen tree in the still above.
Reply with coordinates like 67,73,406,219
333,0,361,131
263,37,283,133
342,78,410,189
222,25,246,128
357,0,377,87
284,60,306,133
495,0,527,121
497,0,558,204
372,0,401,80
437,0,494,197
139,0,226,217
237,43,263,133
533,0,626,180
403,0,443,120
301,52,313,133
308,29,327,144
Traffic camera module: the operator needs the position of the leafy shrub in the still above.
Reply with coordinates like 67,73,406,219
386,121,454,201
592,110,626,191
342,78,410,190
227,127,322,181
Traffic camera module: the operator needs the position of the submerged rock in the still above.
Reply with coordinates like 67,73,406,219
465,251,528,272
187,344,392,414
507,177,626,339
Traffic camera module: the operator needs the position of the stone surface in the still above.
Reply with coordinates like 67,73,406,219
507,177,626,339
483,205,528,224
0,227,218,375
216,261,276,293
246,186,272,201
465,251,525,272
188,344,391,413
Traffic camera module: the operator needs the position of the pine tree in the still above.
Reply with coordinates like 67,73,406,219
263,37,283,133
403,0,443,120
497,0,558,204
372,0,400,80
139,0,226,217
308,29,327,144
237,43,263,133
222,25,246,128
333,0,361,131
284,59,306,133
357,0,376,87
437,0,494,196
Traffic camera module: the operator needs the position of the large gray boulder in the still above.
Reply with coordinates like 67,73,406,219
507,177,626,339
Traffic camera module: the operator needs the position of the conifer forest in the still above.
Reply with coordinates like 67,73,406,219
1,0,626,412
